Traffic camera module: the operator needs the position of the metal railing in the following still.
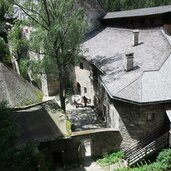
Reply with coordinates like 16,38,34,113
124,128,169,166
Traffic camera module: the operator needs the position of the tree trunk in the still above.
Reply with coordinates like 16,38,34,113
58,67,66,112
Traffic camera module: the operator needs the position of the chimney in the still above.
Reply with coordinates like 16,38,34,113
124,52,134,71
133,30,139,46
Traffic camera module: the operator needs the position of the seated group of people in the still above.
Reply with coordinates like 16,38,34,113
74,96,91,107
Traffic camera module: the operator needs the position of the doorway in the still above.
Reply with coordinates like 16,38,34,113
79,139,92,166
53,151,63,167
77,82,81,95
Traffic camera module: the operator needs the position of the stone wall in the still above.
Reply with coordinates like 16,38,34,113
47,74,59,96
114,101,166,150
40,130,121,169
95,80,167,150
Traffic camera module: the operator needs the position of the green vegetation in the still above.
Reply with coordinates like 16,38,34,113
97,151,124,166
34,90,44,103
66,119,72,136
9,0,87,112
99,0,171,12
0,0,14,42
0,37,11,65
0,0,14,67
118,148,171,171
20,98,35,107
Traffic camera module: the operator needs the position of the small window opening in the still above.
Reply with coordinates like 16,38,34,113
80,62,83,69
147,113,155,121
84,87,87,94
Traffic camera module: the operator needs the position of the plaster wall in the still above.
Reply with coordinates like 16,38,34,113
74,60,94,102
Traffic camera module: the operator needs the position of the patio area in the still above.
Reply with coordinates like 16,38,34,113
66,104,106,131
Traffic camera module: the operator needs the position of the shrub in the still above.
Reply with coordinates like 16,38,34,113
97,151,124,166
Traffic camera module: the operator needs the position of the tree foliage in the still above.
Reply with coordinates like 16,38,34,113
9,0,86,111
99,0,171,12
8,21,28,61
0,37,11,65
0,0,13,42
0,0,15,66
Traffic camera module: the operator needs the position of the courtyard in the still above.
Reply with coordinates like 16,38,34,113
66,105,106,132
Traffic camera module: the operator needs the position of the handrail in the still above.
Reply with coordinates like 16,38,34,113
125,127,166,157
127,132,169,166
124,127,169,166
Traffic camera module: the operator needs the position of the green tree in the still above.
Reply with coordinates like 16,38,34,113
0,37,11,65
8,21,30,79
8,22,29,63
10,0,86,111
0,0,15,67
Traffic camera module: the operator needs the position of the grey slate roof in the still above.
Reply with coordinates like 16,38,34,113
104,5,171,19
82,27,171,103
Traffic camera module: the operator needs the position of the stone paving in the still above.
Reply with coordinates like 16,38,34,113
66,104,106,131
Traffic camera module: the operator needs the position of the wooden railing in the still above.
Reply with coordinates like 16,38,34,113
124,128,169,166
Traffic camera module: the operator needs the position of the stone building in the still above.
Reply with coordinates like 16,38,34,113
74,5,171,150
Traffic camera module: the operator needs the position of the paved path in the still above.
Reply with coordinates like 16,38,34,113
66,105,106,131
56,160,108,171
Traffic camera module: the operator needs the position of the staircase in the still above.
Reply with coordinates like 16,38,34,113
124,128,169,166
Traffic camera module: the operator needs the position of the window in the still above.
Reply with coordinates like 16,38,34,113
147,113,155,121
84,87,87,94
80,62,83,69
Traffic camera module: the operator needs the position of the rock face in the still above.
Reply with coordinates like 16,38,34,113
0,62,43,107
75,0,105,32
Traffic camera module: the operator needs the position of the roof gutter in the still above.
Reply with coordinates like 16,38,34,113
99,76,171,106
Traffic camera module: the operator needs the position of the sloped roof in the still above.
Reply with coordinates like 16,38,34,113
0,62,42,107
104,5,171,19
82,27,171,103
14,100,68,145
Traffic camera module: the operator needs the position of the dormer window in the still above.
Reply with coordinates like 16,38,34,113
80,62,83,69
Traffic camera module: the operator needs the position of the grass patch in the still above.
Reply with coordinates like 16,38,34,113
66,119,72,136
97,151,124,166
34,90,43,103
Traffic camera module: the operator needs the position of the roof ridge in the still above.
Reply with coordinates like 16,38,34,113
115,72,143,96
141,30,171,73
116,30,171,102
104,5,171,19
107,5,171,14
